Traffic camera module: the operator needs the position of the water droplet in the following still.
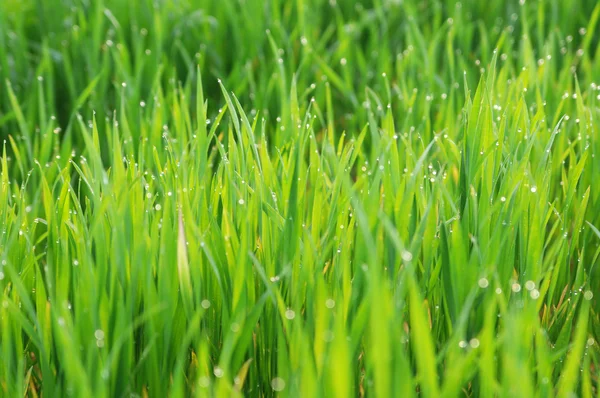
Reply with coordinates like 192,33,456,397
323,330,335,342
285,309,295,320
199,376,210,387
271,377,286,391
525,280,535,291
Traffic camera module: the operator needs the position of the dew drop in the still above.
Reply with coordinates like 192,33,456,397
213,367,224,378
271,377,286,392
285,309,296,320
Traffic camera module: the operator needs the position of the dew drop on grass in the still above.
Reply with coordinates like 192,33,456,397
285,309,295,320
530,289,540,299
238,198,245,205
530,186,537,193
511,283,521,293
584,291,594,300
323,330,335,342
271,377,286,392
525,280,535,291
213,367,224,378
325,299,335,309
401,250,413,261
201,299,211,309
458,340,468,348
199,376,210,388
478,278,489,288
469,338,480,348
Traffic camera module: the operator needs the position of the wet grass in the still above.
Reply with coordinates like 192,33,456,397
1,0,599,396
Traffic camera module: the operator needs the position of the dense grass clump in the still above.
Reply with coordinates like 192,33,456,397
1,0,599,396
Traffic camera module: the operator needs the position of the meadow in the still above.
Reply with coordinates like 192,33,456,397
0,0,599,396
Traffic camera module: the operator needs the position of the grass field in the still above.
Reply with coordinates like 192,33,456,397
1,0,600,396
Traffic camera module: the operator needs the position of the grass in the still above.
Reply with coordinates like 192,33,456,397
1,0,599,396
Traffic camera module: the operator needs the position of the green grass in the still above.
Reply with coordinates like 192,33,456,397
1,0,600,396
